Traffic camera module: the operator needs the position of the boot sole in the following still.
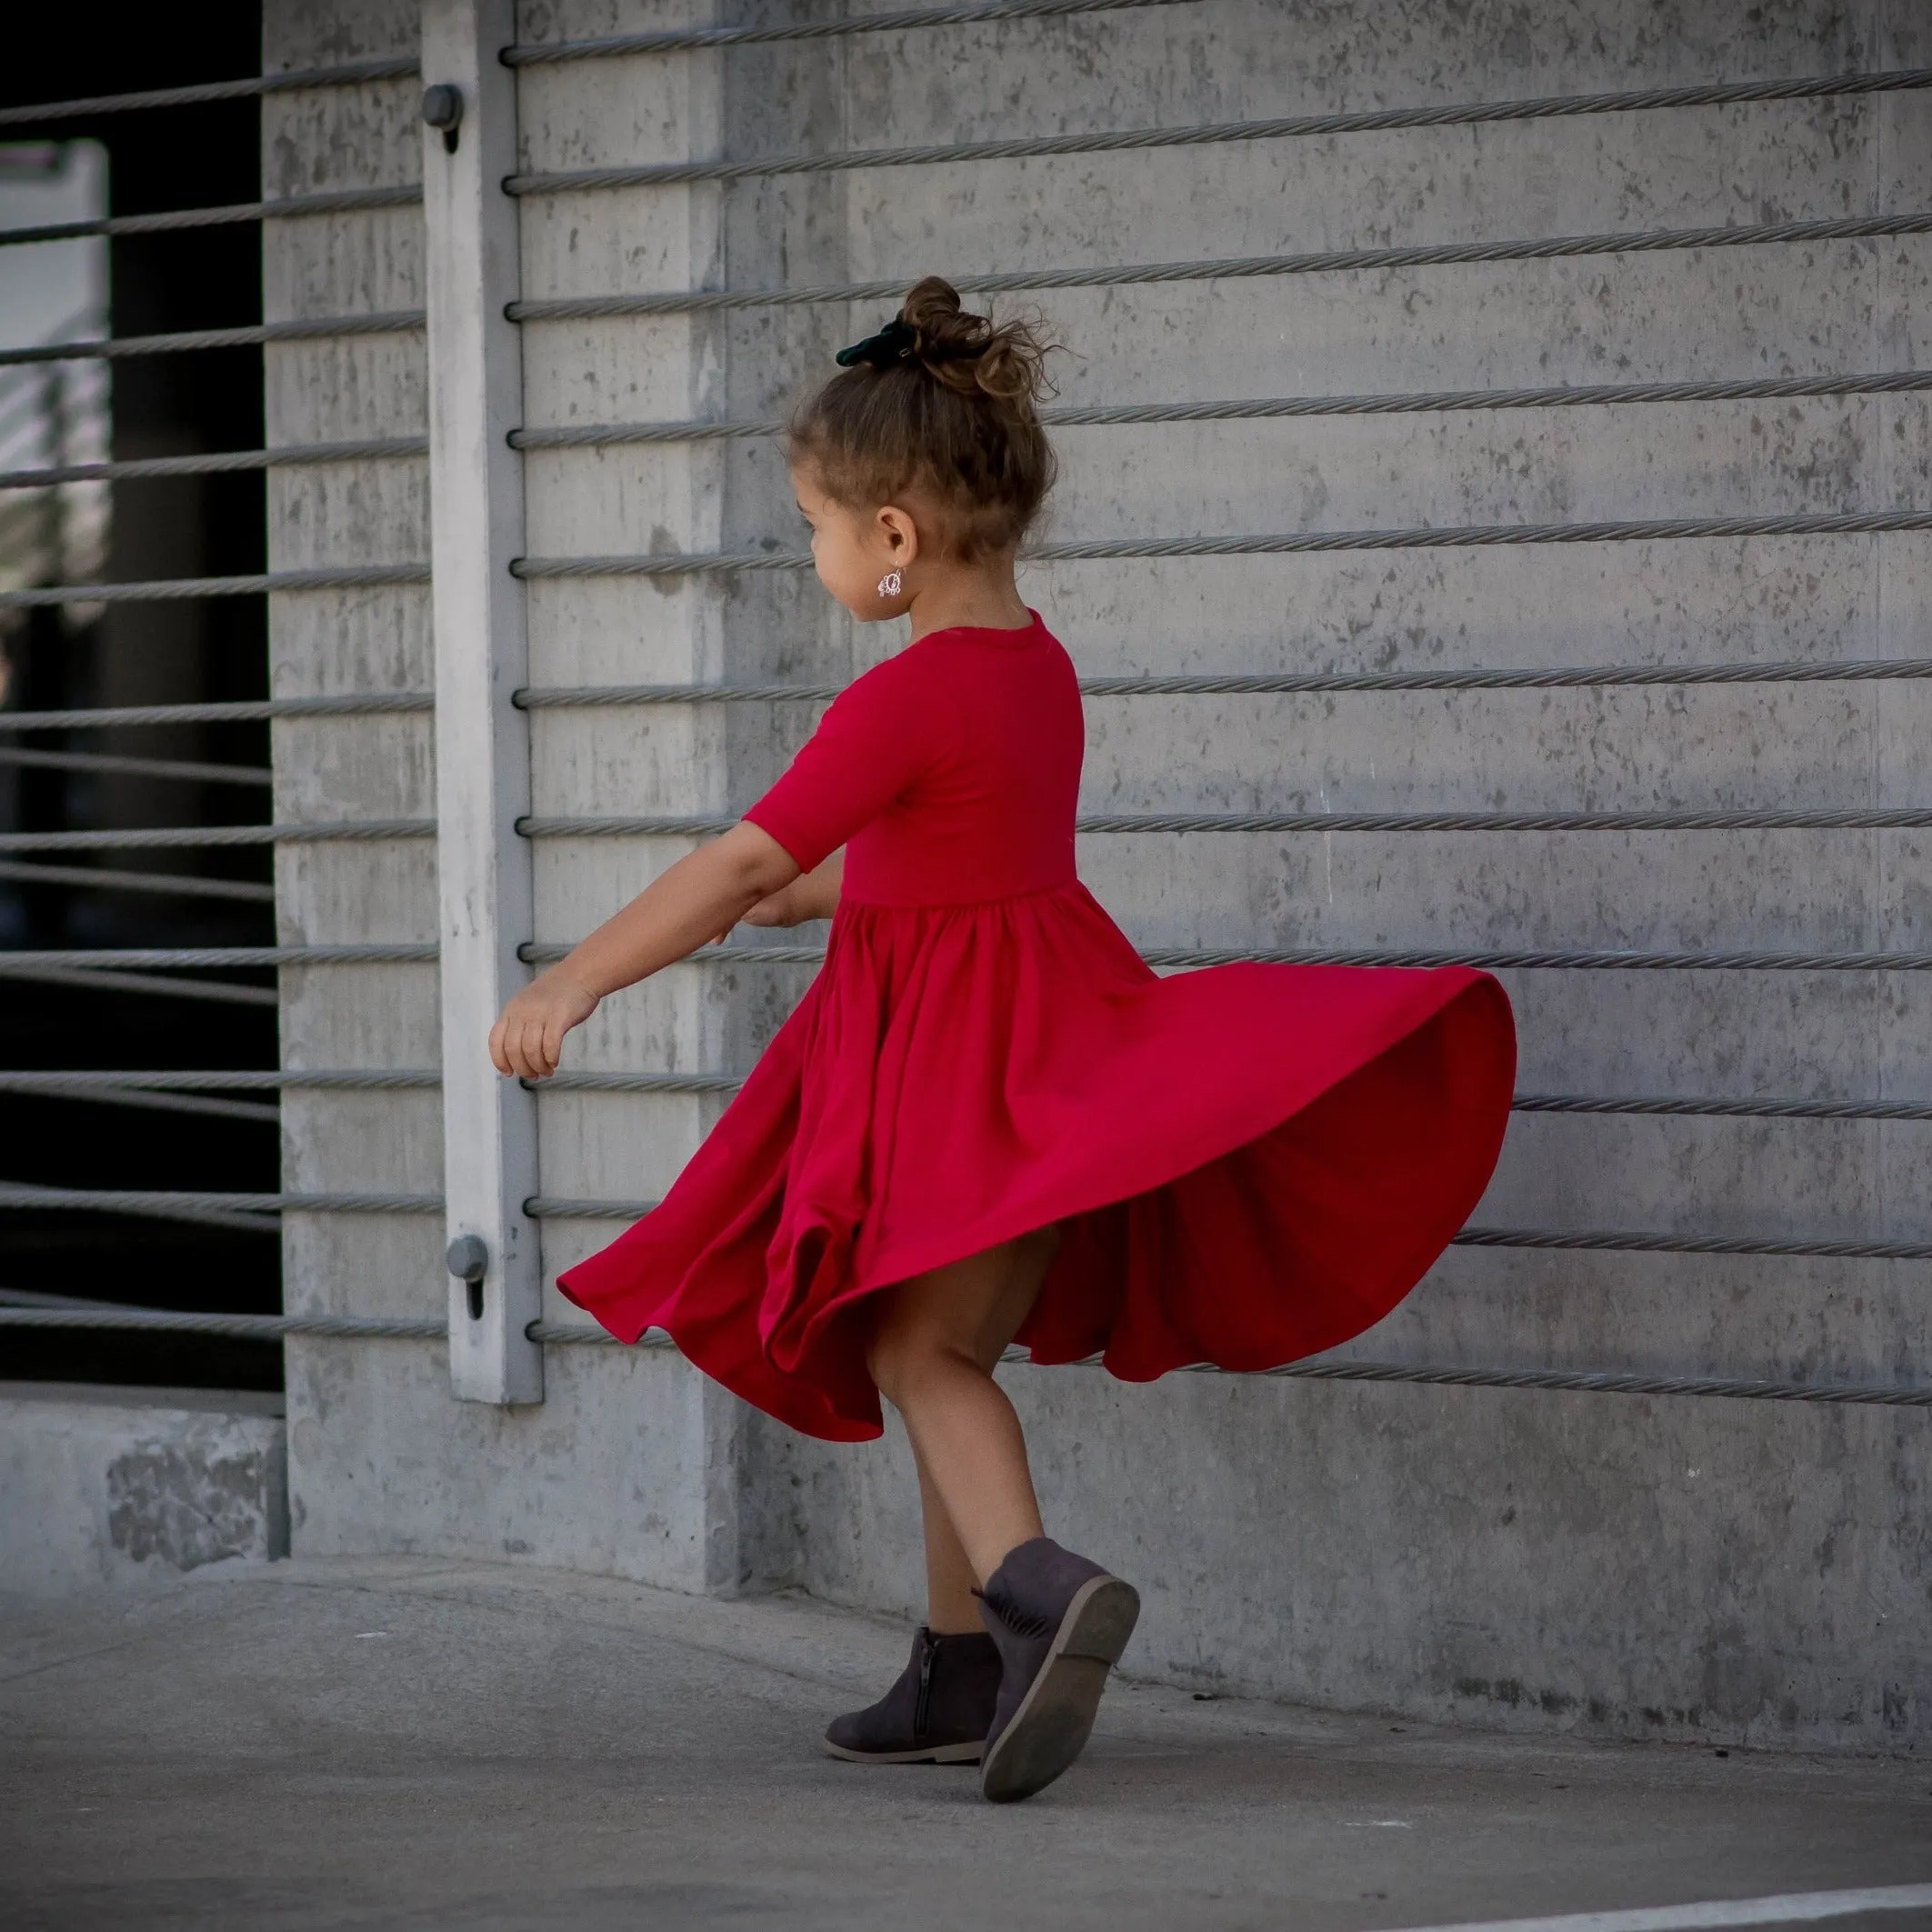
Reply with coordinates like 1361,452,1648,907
823,1737,984,1765
980,1575,1140,1804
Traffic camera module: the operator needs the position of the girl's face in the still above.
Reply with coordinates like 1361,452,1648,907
793,464,917,621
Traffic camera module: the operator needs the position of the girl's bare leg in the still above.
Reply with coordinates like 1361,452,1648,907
870,1227,1060,1606
914,1447,982,1633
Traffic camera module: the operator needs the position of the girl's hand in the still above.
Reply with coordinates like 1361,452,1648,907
734,851,844,932
489,972,601,1080
737,879,814,929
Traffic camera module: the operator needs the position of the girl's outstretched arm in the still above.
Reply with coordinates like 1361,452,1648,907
489,821,799,1080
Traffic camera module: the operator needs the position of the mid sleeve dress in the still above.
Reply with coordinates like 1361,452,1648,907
557,613,1517,1442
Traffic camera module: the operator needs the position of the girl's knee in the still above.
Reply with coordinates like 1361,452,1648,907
866,1318,973,1409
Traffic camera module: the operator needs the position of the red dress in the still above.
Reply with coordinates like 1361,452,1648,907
558,614,1516,1442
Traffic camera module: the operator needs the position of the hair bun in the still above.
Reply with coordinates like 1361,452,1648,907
898,276,1053,408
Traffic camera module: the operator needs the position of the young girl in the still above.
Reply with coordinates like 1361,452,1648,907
490,278,1516,1805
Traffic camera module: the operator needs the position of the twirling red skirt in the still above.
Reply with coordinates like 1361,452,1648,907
559,883,1516,1442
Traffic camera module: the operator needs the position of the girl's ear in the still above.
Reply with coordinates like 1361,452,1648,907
876,503,920,564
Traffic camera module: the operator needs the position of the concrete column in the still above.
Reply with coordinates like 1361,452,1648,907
422,0,542,1406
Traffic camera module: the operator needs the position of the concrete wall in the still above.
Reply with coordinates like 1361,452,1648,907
271,0,1932,1749
0,1385,286,1596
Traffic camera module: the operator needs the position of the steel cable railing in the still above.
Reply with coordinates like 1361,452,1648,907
513,510,1932,583
522,939,1932,974
0,946,435,966
0,185,423,250
514,657,1932,706
0,314,426,371
0,823,431,851
506,213,1932,323
503,0,1202,63
5,1068,1931,1122
0,563,430,608
0,437,426,491
4,1297,1920,1407
16,509,1931,611
0,746,269,786
0,694,433,730
0,966,277,1007
510,368,1932,448
0,56,421,129
521,806,1932,836
5,366,1909,493
9,506,1927,610
504,66,1932,195
0,861,275,905
9,1183,1929,1255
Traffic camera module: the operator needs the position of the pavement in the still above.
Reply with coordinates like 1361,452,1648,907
0,1557,1927,1932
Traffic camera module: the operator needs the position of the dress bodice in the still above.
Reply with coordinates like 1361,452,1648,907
743,614,1084,906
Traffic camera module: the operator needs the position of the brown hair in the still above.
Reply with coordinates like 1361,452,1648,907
786,276,1057,562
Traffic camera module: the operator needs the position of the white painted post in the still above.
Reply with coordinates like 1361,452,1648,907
422,0,542,1405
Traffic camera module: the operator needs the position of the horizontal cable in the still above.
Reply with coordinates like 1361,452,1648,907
0,746,270,786
0,944,433,967
0,964,277,1007
513,368,1932,449
525,1196,650,1218
0,313,426,371
537,939,1932,974
520,1192,1932,1258
506,66,1932,195
0,1304,446,1340
0,1069,437,1094
1455,1225,1932,1259
0,860,275,905
507,212,1932,321
0,436,427,491
0,564,430,609
515,656,1932,708
1191,1357,1932,1406
0,56,420,129
0,1183,439,1226
0,185,423,250
0,1183,279,1235
531,1070,747,1095
504,0,1197,63
513,509,1932,581
1135,946,1932,974
0,821,430,853
520,805,1932,836
1,1298,1925,1405
1511,1093,1932,1122
527,1071,1932,1121
0,1286,166,1311
0,694,434,731
0,1082,280,1124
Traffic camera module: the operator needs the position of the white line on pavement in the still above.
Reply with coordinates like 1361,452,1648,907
1389,1882,1932,1932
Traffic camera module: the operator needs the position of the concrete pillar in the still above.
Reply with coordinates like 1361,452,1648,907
421,0,543,1406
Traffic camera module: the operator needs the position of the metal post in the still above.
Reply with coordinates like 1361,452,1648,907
422,0,542,1405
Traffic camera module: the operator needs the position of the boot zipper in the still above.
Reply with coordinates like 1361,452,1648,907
914,1638,935,1738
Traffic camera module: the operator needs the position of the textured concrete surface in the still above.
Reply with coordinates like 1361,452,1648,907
0,1384,286,1597
265,0,1932,1751
1,1557,1928,1932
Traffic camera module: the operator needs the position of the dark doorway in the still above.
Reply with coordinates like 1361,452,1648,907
1,4,281,1392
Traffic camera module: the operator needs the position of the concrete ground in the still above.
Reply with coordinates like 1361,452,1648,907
0,1558,1927,1932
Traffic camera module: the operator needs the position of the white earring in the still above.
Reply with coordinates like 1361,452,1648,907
876,568,904,599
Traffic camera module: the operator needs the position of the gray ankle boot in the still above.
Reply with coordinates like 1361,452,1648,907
824,1626,1003,1765
976,1537,1140,1803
